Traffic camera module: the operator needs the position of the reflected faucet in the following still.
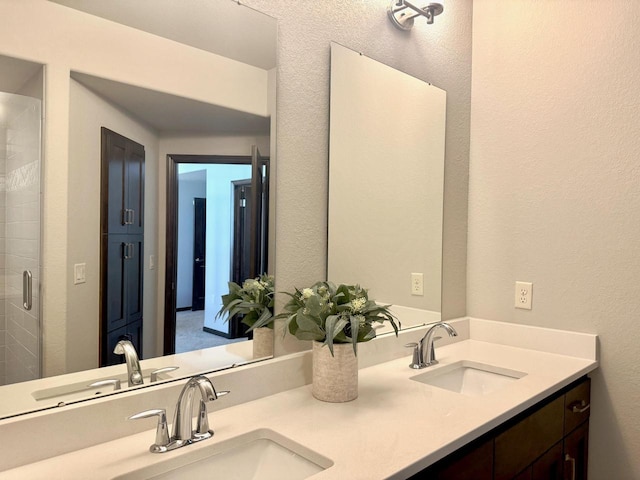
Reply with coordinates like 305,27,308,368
406,322,458,369
113,339,143,386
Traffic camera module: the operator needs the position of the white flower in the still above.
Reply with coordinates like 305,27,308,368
351,297,366,313
302,288,314,299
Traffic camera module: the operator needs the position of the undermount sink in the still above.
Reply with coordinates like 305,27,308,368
112,429,333,480
411,361,526,396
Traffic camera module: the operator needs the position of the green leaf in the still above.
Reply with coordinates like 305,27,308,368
349,315,360,355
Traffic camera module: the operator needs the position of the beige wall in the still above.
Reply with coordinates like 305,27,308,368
469,1,640,477
244,0,473,339
67,79,159,371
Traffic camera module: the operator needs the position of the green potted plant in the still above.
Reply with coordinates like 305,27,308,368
277,281,399,402
217,274,275,358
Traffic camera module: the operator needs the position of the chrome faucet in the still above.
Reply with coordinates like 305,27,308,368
129,375,229,453
113,339,143,386
406,322,458,369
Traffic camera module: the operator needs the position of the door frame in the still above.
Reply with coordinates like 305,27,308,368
164,154,269,355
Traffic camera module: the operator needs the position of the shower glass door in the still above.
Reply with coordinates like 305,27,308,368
0,92,42,386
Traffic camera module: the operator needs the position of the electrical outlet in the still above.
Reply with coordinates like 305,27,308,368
411,273,424,296
515,281,533,310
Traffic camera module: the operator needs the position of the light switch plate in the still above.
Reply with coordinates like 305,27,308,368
74,263,86,285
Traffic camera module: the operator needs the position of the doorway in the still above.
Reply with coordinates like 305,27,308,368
164,150,269,355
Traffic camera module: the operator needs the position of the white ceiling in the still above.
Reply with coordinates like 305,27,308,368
71,72,270,135
0,56,41,94
49,0,277,70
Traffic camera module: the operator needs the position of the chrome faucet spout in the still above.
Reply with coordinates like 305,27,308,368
113,339,143,386
419,322,458,367
172,375,221,442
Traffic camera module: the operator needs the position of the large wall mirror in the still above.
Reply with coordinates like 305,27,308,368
328,43,445,330
0,0,276,418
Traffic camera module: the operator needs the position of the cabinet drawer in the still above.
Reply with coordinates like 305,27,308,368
495,396,564,480
564,377,591,434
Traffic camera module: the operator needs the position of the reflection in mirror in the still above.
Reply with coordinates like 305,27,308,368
0,0,276,419
328,43,446,330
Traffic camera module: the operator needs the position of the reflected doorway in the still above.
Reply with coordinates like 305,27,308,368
165,151,269,355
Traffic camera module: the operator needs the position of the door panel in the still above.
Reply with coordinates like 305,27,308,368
192,198,206,311
100,129,145,367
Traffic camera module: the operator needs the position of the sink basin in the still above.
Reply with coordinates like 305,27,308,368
411,361,526,396
112,429,333,480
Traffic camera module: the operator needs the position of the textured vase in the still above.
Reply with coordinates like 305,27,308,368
252,327,274,359
312,341,358,402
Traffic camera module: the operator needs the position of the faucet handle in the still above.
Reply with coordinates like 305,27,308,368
129,408,171,453
88,379,122,391
405,343,426,369
150,366,179,382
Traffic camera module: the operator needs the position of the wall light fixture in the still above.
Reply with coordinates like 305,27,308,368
388,0,444,31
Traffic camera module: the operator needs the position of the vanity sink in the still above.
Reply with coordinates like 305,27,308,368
411,361,526,396
112,429,333,480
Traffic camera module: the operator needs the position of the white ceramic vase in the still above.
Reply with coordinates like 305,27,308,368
312,341,358,402
252,327,274,359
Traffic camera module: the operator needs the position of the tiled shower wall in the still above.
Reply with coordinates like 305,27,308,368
0,94,41,386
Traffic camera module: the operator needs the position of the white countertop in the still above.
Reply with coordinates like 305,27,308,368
0,324,598,480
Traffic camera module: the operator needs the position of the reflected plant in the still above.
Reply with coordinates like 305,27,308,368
276,281,399,355
216,274,275,330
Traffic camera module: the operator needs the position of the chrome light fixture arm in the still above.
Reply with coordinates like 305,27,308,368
388,0,444,30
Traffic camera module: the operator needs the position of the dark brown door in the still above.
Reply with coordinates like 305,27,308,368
100,129,145,366
191,197,206,311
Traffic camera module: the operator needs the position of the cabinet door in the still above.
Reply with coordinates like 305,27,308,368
438,438,493,480
126,318,143,359
124,236,144,325
101,128,145,235
495,396,564,480
533,442,563,480
564,422,589,480
126,141,145,235
103,325,128,366
102,235,128,334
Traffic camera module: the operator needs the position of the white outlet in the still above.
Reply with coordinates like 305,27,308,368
74,263,86,285
149,255,155,270
411,273,424,296
515,281,533,310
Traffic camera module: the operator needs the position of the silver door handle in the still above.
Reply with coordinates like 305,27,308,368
23,270,32,311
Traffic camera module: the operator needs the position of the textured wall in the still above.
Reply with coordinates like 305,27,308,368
243,0,473,345
469,1,640,477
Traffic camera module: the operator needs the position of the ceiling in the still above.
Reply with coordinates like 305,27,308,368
48,0,277,70
72,72,270,135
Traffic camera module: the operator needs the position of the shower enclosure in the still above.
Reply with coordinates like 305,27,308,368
0,92,42,386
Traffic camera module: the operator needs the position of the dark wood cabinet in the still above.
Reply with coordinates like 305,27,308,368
413,377,591,480
564,422,589,480
100,129,145,366
101,128,144,235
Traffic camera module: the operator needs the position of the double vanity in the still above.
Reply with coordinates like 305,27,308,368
0,317,597,479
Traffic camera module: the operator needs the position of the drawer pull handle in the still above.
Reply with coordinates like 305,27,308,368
565,453,576,480
570,400,590,414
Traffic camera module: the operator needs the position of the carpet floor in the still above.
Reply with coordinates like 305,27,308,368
175,310,247,354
